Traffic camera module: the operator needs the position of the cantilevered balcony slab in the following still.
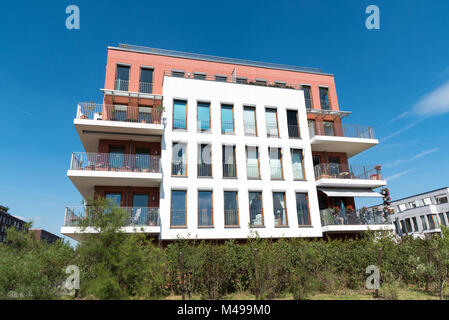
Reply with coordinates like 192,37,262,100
67,152,162,199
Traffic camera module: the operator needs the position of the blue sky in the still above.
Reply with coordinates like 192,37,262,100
1,0,449,240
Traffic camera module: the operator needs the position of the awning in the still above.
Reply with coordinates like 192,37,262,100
318,187,382,198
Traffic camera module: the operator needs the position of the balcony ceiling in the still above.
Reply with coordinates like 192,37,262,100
310,135,379,158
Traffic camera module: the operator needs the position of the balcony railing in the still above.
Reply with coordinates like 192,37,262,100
198,209,213,227
139,82,153,94
266,124,279,137
249,209,264,227
310,123,375,139
64,206,160,227
70,152,161,173
247,164,260,178
171,209,186,227
244,124,257,136
76,103,162,124
223,163,237,178
221,121,234,134
224,209,239,227
314,163,381,180
197,163,212,177
320,208,391,227
288,125,300,138
274,208,288,227
270,165,283,179
114,79,129,91
171,162,187,176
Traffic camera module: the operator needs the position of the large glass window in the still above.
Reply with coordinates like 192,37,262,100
109,146,125,169
221,104,234,134
412,217,419,231
420,215,428,230
172,143,187,176
243,106,257,136
273,192,288,227
105,192,121,207
287,110,300,138
249,191,264,227
265,108,279,137
269,147,283,179
291,149,305,180
197,102,211,132
171,190,186,227
198,191,213,227
246,146,260,178
224,191,239,227
439,213,446,226
198,144,212,177
323,121,335,136
139,68,153,93
173,100,187,130
112,105,127,122
115,65,130,91
302,85,312,108
131,194,149,225
135,147,150,171
296,193,311,226
319,87,330,110
222,145,236,178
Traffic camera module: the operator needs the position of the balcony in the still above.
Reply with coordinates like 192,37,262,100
61,206,160,241
197,163,212,177
314,163,387,189
309,122,378,158
223,163,237,178
67,152,162,198
224,209,239,227
102,80,161,99
74,103,164,152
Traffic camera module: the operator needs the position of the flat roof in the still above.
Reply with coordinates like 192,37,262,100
390,187,449,203
110,44,333,76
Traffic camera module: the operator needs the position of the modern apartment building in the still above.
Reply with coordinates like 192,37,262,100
383,187,449,238
0,206,28,242
62,44,393,241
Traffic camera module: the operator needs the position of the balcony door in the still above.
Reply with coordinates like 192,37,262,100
115,65,130,91
109,146,125,169
139,68,153,93
132,194,149,225
287,110,300,138
135,147,150,172
105,192,121,207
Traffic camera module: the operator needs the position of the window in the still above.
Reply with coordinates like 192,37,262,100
269,147,283,179
427,214,437,229
115,65,130,91
415,199,423,207
222,145,236,178
249,191,264,227
198,191,213,227
319,87,330,110
255,79,267,86
308,120,316,137
287,110,300,138
172,143,187,176
131,194,149,225
224,191,239,227
139,68,153,93
138,106,152,123
265,108,279,137
323,121,335,136
171,190,186,227
215,75,227,82
291,149,305,180
273,192,288,227
172,70,185,78
243,106,257,136
135,147,150,171
399,204,407,212
400,220,407,234
296,193,311,226
301,85,312,108
246,146,260,179
236,77,248,84
112,105,127,122
194,72,206,80
420,215,428,230
197,102,211,132
109,146,125,169
436,196,448,204
412,217,419,232
105,193,121,207
198,144,212,177
221,104,234,134
405,218,412,233
439,213,447,226
393,219,400,234
173,100,187,130
423,198,432,205
274,81,287,88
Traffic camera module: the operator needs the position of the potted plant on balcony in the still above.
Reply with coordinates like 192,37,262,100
141,167,150,173
371,165,382,180
95,162,107,171
94,112,102,120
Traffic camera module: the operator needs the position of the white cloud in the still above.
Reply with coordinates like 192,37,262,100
384,148,440,168
412,79,449,116
384,169,412,181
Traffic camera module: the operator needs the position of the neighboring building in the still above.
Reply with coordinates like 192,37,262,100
0,206,28,242
62,44,393,241
29,228,61,244
383,187,449,238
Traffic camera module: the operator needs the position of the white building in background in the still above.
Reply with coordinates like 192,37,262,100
61,44,394,242
386,187,449,238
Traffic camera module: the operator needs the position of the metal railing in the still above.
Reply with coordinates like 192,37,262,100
288,125,300,138
197,163,212,177
270,165,283,179
244,124,257,136
70,152,161,173
198,209,213,227
247,164,260,178
114,79,129,91
139,82,153,94
266,124,279,137
64,206,160,227
224,209,239,227
223,163,237,178
310,123,375,139
171,209,186,226
320,208,391,226
314,163,381,180
221,121,234,134
274,208,288,227
249,209,264,227
76,103,162,124
171,162,187,176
